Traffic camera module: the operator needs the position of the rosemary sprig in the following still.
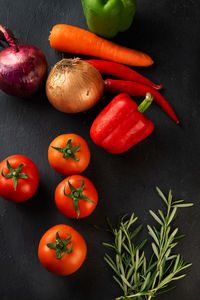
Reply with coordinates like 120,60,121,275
101,187,193,300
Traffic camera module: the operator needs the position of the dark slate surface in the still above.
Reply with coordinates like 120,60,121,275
0,1,200,299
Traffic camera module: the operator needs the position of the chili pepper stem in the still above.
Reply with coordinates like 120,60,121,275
137,93,154,113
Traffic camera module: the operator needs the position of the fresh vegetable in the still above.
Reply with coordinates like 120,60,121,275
81,0,137,38
0,25,47,97
49,24,153,67
48,134,90,175
90,93,154,154
0,155,39,202
105,79,179,124
55,175,98,219
46,58,104,113
38,224,87,275
99,188,193,300
85,59,162,90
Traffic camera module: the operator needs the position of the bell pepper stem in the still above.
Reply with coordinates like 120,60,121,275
137,93,153,113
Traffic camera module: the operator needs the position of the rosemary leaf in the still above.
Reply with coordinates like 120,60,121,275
142,257,146,275
168,189,173,206
127,264,135,281
155,284,176,296
167,207,177,225
173,203,194,208
158,210,166,224
120,275,134,289
140,272,151,291
118,229,122,253
173,255,180,272
147,225,159,246
149,210,163,225
156,186,168,205
104,254,118,274
151,242,159,259
180,263,192,271
102,242,116,252
174,234,186,240
135,239,147,252
113,275,125,290
172,199,184,204
106,216,114,231
172,274,186,281
130,224,143,240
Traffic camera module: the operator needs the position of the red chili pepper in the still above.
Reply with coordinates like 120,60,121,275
104,79,179,124
90,93,154,154
85,59,162,90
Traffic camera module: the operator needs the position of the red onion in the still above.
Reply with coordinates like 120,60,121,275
0,25,47,97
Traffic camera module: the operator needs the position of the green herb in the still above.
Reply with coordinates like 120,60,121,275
101,187,193,300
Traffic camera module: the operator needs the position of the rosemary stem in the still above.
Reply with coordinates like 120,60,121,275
102,189,193,300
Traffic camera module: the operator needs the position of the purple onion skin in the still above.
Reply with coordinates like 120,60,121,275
0,44,47,97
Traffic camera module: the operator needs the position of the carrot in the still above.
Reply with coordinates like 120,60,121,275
49,24,154,67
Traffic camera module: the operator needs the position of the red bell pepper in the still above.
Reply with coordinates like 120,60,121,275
90,93,154,154
104,79,179,124
85,59,162,90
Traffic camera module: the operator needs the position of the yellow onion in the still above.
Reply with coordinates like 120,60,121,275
46,58,104,113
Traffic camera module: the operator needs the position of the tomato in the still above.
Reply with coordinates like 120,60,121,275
55,175,98,219
38,224,87,276
48,134,90,176
0,155,39,202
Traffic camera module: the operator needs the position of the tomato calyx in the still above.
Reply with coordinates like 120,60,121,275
1,159,29,191
51,138,81,161
47,231,73,260
64,180,96,218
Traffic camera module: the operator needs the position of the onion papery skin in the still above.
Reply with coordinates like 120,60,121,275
46,59,104,113
0,44,47,97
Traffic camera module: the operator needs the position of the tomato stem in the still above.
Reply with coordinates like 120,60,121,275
47,231,73,260
51,138,81,161
64,179,96,218
1,160,28,191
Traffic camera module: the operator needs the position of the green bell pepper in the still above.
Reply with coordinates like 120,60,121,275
81,0,137,39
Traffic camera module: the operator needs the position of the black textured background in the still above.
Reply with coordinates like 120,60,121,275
0,1,200,299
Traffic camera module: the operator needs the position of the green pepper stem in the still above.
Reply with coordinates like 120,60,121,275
137,93,153,113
